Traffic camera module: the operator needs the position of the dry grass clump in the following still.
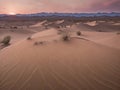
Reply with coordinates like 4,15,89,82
98,30,102,32
34,42,39,45
27,36,32,40
116,32,120,35
62,35,70,41
76,31,81,36
1,36,11,45
39,41,44,44
59,29,71,42
62,33,71,41
34,41,45,45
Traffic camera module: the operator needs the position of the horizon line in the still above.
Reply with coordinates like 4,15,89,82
0,12,120,15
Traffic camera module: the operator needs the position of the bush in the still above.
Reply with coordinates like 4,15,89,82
34,42,39,45
116,32,120,35
62,34,70,41
34,41,44,45
98,30,102,32
39,41,44,45
27,36,32,40
76,31,81,36
1,36,11,45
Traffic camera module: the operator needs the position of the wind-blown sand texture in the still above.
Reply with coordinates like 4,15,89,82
0,29,120,90
0,17,120,90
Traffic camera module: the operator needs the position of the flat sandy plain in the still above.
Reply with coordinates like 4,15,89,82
0,16,120,90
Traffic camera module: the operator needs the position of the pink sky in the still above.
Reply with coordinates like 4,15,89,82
0,0,120,14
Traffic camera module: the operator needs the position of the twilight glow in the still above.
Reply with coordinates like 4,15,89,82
0,0,120,14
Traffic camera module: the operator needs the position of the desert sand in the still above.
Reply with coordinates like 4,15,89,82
0,17,120,90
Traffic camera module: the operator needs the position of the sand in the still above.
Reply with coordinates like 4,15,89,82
78,31,120,49
30,20,47,27
85,21,98,26
0,18,120,90
0,20,48,50
112,23,120,26
0,29,120,90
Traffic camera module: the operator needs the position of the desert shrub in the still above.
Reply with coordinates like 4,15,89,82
27,36,32,40
1,36,11,45
98,30,102,32
76,31,81,36
62,34,70,41
34,42,39,45
39,41,44,45
116,32,120,35
34,41,45,45
13,27,17,29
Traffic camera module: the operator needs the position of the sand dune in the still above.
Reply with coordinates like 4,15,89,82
85,21,98,26
0,30,120,90
112,22,120,26
81,31,120,49
73,21,120,32
0,18,120,90
97,35,120,49
55,20,64,24
0,21,48,50
30,20,47,27
0,28,34,51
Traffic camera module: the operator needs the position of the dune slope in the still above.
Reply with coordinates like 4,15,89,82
0,30,120,90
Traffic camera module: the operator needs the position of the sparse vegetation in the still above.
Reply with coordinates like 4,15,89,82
34,42,39,45
39,41,44,45
34,41,44,45
76,31,81,36
98,30,102,32
59,29,71,42
1,36,11,45
62,34,70,41
27,36,32,40
116,32,120,35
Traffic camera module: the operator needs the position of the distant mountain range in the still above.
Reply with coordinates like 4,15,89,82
0,12,120,17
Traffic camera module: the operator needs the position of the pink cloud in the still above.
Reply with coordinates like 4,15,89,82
0,0,119,14
104,0,118,6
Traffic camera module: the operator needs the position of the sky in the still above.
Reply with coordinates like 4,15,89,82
0,0,120,14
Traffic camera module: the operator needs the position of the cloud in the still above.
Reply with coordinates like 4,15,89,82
90,0,120,12
0,0,119,14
